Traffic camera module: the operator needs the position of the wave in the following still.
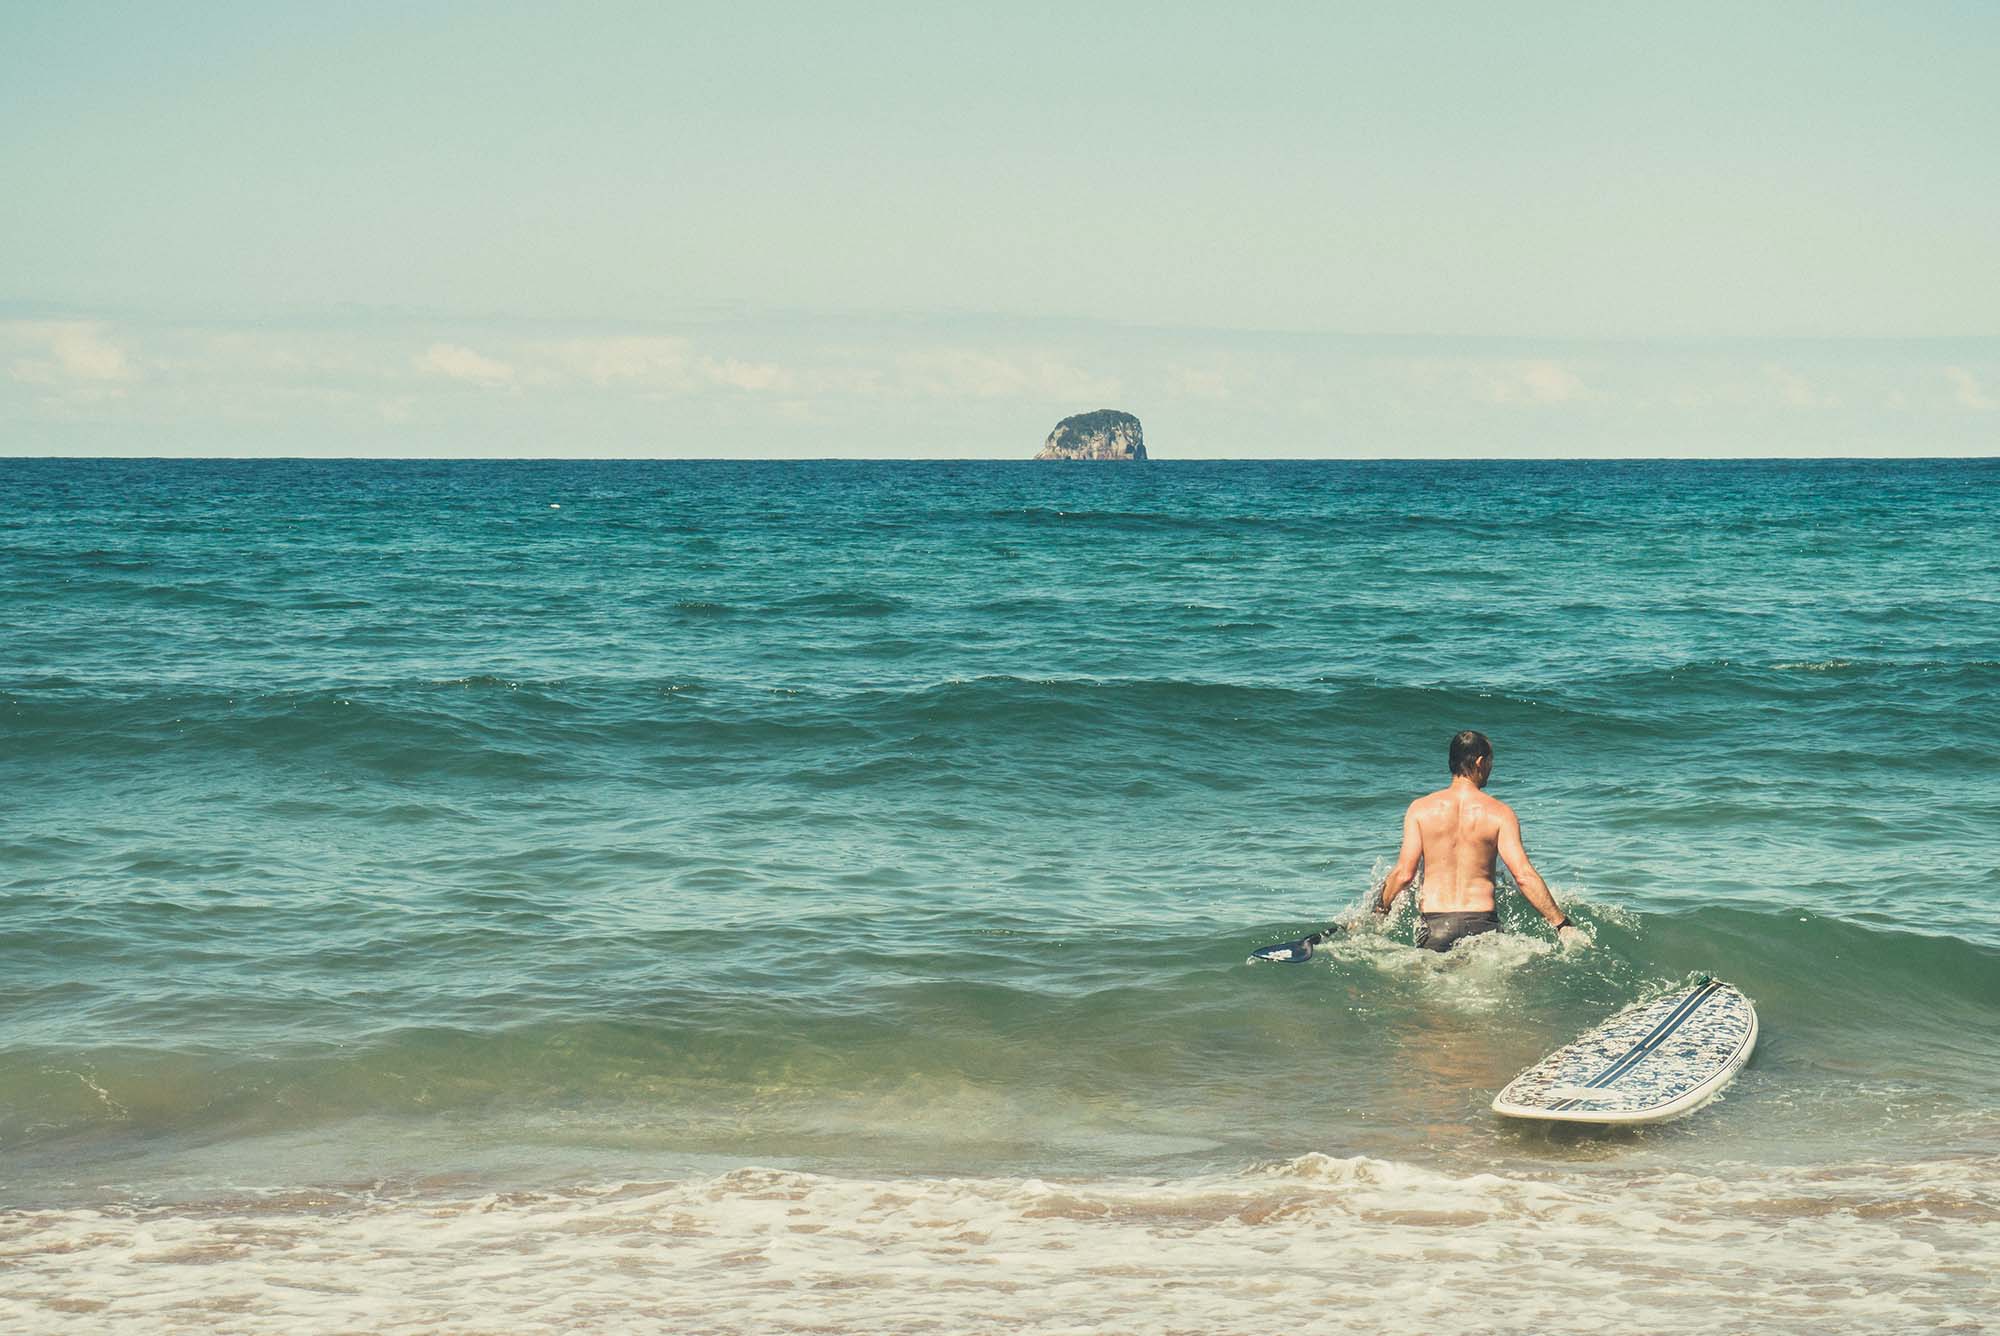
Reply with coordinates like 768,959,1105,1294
0,672,1599,763
768,590,910,617
18,653,1988,739
5,905,1994,1168
1,1154,1992,1333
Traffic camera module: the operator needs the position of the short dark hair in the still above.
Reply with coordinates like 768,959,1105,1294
1448,730,1492,777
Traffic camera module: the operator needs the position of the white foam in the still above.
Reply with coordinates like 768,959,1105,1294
2,1155,1990,1334
1327,914,1562,1013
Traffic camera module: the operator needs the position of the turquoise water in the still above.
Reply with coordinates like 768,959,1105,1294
3,459,1997,1331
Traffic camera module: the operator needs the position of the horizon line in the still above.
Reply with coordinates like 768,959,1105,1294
8,453,1996,464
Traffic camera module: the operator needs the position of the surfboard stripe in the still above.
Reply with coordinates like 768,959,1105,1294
1548,979,1721,1110
1579,979,1722,1089
1549,980,1721,1110
1549,980,1723,1112
1587,980,1721,1077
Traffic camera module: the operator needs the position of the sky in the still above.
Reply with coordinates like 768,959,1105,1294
2,1,1996,457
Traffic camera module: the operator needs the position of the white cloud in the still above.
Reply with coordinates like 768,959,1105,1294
896,348,1120,402
184,331,372,377
801,365,886,398
6,320,135,384
1167,365,1230,400
1377,356,1588,406
698,356,790,392
535,339,798,394
415,342,515,388
1767,365,1829,408
1516,360,1584,403
1944,366,1994,411
550,336,693,388
10,314,1997,458
1475,359,1585,405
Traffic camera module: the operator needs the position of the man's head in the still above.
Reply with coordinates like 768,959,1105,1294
1448,730,1493,784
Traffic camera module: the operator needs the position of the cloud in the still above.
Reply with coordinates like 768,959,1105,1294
184,331,372,377
415,342,515,388
6,320,135,385
1767,365,1829,408
1167,365,1230,400
536,339,795,394
1478,359,1586,405
697,356,790,392
896,348,1120,402
11,312,1997,458
1516,360,1584,403
1376,356,1588,407
549,336,693,388
1945,366,1994,411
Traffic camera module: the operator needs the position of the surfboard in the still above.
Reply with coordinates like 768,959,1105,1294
1491,978,1757,1124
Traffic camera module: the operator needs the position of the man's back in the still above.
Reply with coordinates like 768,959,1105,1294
1405,780,1511,913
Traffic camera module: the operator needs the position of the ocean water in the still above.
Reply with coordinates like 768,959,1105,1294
2,457,1997,1333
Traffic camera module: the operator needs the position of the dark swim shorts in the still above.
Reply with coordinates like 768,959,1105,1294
1416,911,1500,953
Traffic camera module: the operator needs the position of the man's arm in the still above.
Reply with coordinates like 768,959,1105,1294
1495,808,1577,938
1375,803,1423,916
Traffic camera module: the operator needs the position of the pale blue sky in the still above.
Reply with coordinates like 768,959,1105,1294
3,2,1996,455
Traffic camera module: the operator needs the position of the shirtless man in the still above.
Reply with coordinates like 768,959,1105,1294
1375,731,1584,952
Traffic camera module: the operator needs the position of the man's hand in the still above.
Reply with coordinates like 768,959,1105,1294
1555,922,1589,950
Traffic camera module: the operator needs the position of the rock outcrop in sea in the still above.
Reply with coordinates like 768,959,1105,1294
1034,409,1146,461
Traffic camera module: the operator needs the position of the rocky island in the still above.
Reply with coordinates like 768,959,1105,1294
1034,409,1146,461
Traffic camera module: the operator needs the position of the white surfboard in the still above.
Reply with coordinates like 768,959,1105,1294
1492,978,1757,1124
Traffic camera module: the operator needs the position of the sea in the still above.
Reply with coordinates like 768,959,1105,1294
2,457,1996,1333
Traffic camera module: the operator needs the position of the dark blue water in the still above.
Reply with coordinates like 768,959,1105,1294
5,457,1998,1163
4,458,1997,1330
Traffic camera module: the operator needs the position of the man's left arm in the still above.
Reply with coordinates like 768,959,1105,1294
1375,804,1423,917
1497,810,1584,946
